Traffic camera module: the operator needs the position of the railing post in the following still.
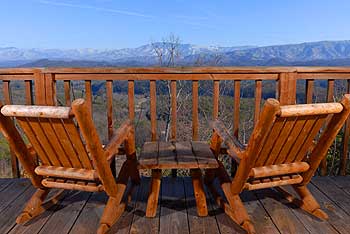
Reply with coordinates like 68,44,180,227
44,73,56,106
278,72,297,105
34,70,46,105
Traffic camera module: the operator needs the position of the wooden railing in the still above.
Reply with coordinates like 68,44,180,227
1,67,350,177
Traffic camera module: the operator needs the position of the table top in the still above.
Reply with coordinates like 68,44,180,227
138,141,219,169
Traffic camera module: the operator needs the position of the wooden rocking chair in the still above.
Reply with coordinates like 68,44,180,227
207,94,350,234
0,99,140,234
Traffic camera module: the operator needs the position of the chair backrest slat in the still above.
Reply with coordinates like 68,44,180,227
283,116,318,163
49,118,83,168
62,118,93,169
16,117,51,165
26,117,63,166
264,117,297,166
254,118,286,167
39,118,72,167
280,116,310,163
2,105,93,170
294,116,327,162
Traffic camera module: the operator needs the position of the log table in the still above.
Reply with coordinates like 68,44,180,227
138,141,219,217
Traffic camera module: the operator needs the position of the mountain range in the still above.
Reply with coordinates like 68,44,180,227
2,40,350,67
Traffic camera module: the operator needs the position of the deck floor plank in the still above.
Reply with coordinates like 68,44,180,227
308,182,350,234
255,188,310,234
129,177,159,234
281,185,339,234
0,176,349,234
9,189,68,234
329,176,350,195
0,179,13,192
38,191,91,234
183,178,220,234
159,177,189,234
240,190,280,234
312,177,350,216
0,185,35,234
0,179,31,213
69,192,107,234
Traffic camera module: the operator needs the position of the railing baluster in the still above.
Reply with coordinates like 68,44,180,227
25,80,34,105
106,80,115,177
306,79,314,103
327,79,335,102
128,80,135,120
170,80,177,177
85,80,92,115
45,73,56,106
64,80,71,106
3,81,11,105
213,80,219,119
106,80,114,139
233,80,240,138
170,80,177,141
150,80,157,141
254,80,262,125
340,79,350,175
192,80,199,141
232,80,241,176
275,79,279,100
320,79,335,176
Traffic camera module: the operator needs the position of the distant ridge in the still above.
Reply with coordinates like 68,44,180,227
1,40,350,67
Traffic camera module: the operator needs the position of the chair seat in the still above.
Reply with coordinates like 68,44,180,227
138,141,219,169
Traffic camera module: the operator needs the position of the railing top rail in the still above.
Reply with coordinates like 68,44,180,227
40,66,298,74
0,68,41,75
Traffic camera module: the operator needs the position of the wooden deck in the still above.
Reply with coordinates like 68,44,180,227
0,176,349,234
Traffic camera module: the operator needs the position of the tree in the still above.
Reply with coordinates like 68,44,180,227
151,34,186,141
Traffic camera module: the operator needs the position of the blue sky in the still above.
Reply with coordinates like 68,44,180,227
1,0,350,49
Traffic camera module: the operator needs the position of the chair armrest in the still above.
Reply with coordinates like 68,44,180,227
104,119,133,162
211,120,246,161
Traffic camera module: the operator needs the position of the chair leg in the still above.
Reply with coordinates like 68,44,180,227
146,169,162,218
220,183,256,234
98,197,126,234
292,185,328,220
190,169,208,216
16,188,64,224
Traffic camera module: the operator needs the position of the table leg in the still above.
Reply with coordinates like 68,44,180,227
190,168,208,216
146,169,162,217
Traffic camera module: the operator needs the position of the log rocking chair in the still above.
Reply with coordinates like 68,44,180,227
0,99,140,234
207,94,350,234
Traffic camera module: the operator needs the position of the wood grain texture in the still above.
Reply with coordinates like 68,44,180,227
306,79,314,103
170,80,177,141
1,177,349,234
254,80,262,125
233,80,240,137
64,80,71,106
150,80,157,141
85,80,92,115
106,80,114,140
213,80,219,119
192,80,199,140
